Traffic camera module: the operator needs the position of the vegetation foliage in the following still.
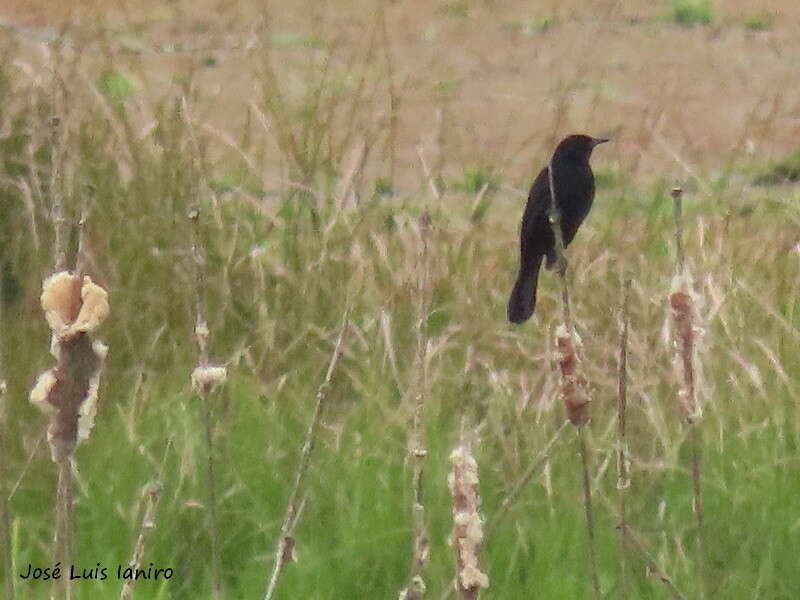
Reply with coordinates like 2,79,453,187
1,6,799,599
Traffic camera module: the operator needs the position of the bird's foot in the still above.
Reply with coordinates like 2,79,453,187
545,255,568,275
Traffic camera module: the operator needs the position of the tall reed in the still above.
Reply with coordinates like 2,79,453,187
668,187,705,598
547,161,601,599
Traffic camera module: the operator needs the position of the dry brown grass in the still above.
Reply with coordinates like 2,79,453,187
2,0,800,188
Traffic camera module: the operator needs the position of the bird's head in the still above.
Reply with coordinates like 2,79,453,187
553,134,609,164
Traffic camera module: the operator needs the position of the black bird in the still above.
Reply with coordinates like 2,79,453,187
507,134,609,324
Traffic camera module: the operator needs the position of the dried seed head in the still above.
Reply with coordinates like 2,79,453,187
74,277,110,334
398,576,427,600
30,336,108,461
669,272,702,423
191,365,227,394
33,272,110,461
279,535,297,565
554,324,590,426
76,341,109,444
143,481,163,500
448,444,488,596
41,271,81,334
616,447,631,490
30,369,59,412
195,318,210,343
41,272,109,339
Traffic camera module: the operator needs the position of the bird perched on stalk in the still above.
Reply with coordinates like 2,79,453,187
507,134,609,324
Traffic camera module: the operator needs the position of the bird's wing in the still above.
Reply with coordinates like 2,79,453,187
521,167,551,239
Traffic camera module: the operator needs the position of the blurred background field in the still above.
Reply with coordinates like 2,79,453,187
1,1,799,598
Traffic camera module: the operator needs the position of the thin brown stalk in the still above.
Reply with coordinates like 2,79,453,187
43,58,77,600
417,144,442,202
379,1,398,185
119,482,162,600
7,434,44,503
434,106,446,185
334,139,367,211
49,61,70,600
119,440,172,600
54,458,74,600
402,154,437,600
399,213,432,599
50,54,68,600
688,424,705,595
546,161,572,328
578,428,601,600
595,494,687,600
189,208,226,600
263,311,350,600
624,525,685,598
50,101,67,272
671,188,685,273
203,393,223,600
617,278,632,598
487,421,569,536
623,531,687,600
670,187,705,598
547,161,599,598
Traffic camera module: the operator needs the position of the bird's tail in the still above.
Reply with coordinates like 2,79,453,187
507,254,543,324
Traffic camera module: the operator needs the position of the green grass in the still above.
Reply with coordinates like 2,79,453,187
593,162,629,190
441,0,471,19
753,149,800,185
2,20,800,600
450,164,498,194
499,16,558,36
671,0,713,26
743,14,775,31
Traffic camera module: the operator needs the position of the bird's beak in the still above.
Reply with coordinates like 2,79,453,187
592,137,611,147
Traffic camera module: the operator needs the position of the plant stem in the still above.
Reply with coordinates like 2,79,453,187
400,212,432,599
487,421,569,537
204,393,223,600
689,425,705,599
548,161,598,596
53,457,74,600
671,187,685,273
119,482,162,600
189,208,224,599
578,428,601,600
547,161,572,330
263,311,349,600
616,278,632,599
671,187,705,598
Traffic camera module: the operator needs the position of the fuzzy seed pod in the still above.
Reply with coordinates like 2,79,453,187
448,444,488,599
31,272,109,461
669,272,702,423
191,365,228,394
554,325,590,426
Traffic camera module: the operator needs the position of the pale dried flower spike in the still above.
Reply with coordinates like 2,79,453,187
41,272,110,338
191,365,228,395
554,324,589,426
448,444,488,598
669,272,702,423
